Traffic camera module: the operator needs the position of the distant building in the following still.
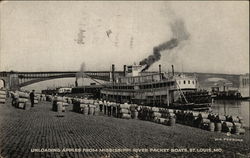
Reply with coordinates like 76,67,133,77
239,73,249,98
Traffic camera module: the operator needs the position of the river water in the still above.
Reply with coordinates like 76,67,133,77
211,100,250,128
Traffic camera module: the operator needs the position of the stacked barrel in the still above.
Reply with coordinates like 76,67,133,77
137,106,176,126
52,96,66,117
159,109,176,126
16,91,30,110
138,106,152,121
72,98,98,116
34,94,39,104
174,110,245,135
222,116,245,135
152,107,166,124
72,98,81,113
150,107,176,126
119,103,131,119
0,88,6,104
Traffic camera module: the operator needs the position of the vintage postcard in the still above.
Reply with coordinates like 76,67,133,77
0,1,249,158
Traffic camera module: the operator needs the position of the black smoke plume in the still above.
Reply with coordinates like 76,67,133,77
139,19,190,72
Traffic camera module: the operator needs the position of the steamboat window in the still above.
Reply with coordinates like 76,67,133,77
163,83,167,87
188,80,190,84
192,81,194,84
156,83,160,88
184,80,186,84
160,83,163,87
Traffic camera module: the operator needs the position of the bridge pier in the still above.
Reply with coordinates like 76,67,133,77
0,72,20,90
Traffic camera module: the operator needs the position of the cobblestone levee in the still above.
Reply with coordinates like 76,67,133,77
0,100,249,158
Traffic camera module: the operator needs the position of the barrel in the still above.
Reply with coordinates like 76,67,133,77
0,94,6,99
120,108,129,114
168,117,176,126
121,113,131,119
201,119,210,124
0,90,6,95
94,106,99,116
54,96,64,102
152,112,161,118
232,123,241,134
215,123,222,132
159,118,167,124
134,111,138,119
24,102,31,110
239,119,245,124
18,102,25,109
34,99,38,104
231,116,239,123
238,116,243,123
168,113,175,118
17,91,29,98
62,106,66,112
167,109,174,113
216,115,226,121
239,128,245,135
80,104,87,108
68,99,72,104
120,103,130,109
192,112,199,117
82,106,88,115
57,102,64,116
0,98,6,103
17,98,28,103
89,107,95,115
209,122,215,132
152,107,159,112
79,99,85,104
198,113,209,119
130,104,136,112
222,122,233,133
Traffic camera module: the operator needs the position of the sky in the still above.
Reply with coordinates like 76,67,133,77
0,1,249,74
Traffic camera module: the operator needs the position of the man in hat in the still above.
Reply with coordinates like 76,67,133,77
30,90,35,107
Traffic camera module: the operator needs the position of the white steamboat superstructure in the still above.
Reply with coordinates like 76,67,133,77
101,64,212,111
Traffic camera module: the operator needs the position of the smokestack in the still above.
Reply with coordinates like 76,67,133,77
159,64,162,80
112,64,115,82
123,65,126,77
159,64,161,74
75,79,78,87
171,65,175,76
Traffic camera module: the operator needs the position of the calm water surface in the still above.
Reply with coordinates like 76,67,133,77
211,100,250,127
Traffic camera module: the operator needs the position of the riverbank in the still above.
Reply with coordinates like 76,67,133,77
0,100,249,158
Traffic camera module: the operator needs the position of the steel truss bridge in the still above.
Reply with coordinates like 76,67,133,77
0,70,243,90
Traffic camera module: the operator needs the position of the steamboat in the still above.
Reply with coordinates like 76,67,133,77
100,64,212,111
